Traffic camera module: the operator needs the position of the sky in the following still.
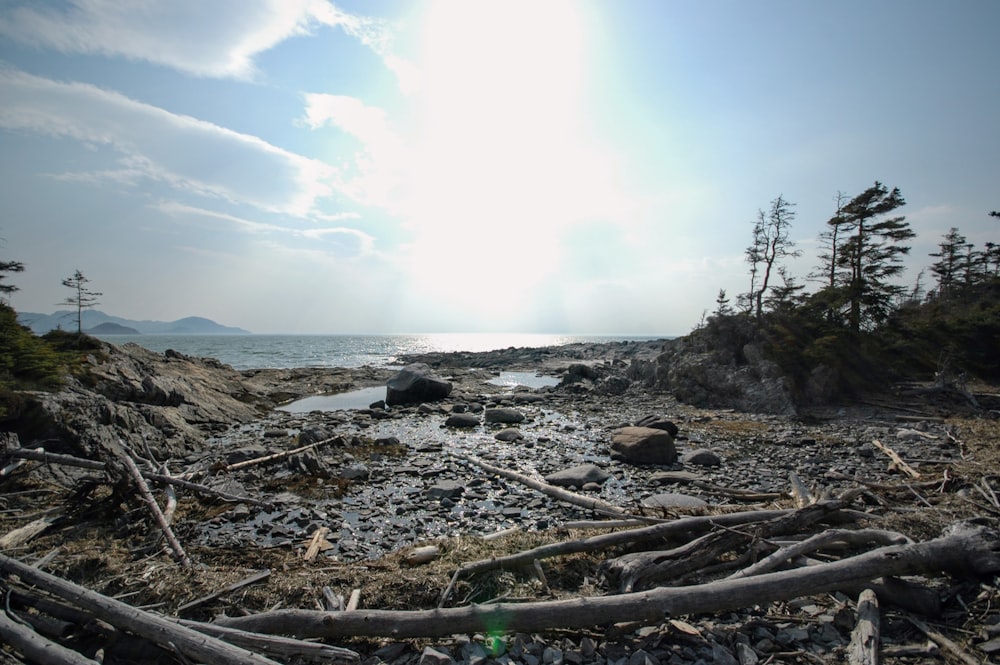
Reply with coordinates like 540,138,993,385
0,1,997,335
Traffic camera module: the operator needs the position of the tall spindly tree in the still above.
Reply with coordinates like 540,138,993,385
60,270,102,334
828,182,913,331
744,195,800,318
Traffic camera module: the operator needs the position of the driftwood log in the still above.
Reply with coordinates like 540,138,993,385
439,507,798,607
453,452,630,517
848,588,880,665
0,553,284,665
217,523,1000,640
3,447,269,505
601,494,864,592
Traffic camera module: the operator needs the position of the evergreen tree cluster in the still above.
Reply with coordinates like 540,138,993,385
712,181,1000,401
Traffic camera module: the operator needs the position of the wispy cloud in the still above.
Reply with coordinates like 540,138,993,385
0,67,337,216
155,201,376,257
0,0,318,78
0,0,414,89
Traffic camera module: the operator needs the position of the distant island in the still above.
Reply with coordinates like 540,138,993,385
86,322,141,335
18,311,252,335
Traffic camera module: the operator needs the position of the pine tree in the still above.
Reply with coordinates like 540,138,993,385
829,182,913,331
929,227,968,298
60,270,102,335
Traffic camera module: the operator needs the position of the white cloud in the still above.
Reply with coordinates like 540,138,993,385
0,0,415,91
301,94,409,210
0,67,337,216
0,0,323,78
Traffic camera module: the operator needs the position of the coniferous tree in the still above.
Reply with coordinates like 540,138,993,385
744,195,800,318
0,259,24,303
828,182,913,331
60,270,102,335
929,227,968,298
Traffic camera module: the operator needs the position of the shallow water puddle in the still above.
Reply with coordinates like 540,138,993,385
486,371,560,389
277,386,386,412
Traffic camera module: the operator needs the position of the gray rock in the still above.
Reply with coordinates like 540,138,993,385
682,448,722,467
495,428,524,442
485,407,526,424
427,480,464,500
544,464,611,488
611,426,677,465
419,646,455,665
386,363,453,407
633,415,680,437
641,492,708,510
445,413,480,428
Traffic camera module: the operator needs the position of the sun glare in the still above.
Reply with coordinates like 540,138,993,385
401,0,596,306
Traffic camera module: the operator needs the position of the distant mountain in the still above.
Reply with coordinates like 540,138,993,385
86,322,141,335
17,310,252,335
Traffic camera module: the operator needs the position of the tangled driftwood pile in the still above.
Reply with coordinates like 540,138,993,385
3,425,1000,664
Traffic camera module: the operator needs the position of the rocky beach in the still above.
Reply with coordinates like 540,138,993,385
2,337,1000,664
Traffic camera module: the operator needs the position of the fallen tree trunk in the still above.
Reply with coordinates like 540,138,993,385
0,553,284,665
216,523,1000,640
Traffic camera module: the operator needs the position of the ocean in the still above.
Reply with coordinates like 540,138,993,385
92,333,665,370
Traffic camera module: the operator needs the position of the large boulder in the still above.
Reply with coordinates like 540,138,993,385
611,426,677,465
385,363,453,407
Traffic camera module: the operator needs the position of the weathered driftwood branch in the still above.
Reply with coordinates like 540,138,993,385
872,439,921,478
905,615,979,665
788,471,815,508
0,552,283,665
726,528,911,580
453,452,629,516
176,569,271,614
3,448,268,505
215,523,1000,640
120,452,191,568
0,510,62,549
0,609,96,665
444,507,797,594
220,436,343,473
848,588,880,665
603,495,864,592
176,618,359,664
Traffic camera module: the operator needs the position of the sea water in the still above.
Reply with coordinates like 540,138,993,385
92,333,663,370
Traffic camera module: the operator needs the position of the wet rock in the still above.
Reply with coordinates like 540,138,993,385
544,464,611,488
682,448,722,467
386,363,453,407
485,408,526,424
611,426,677,465
288,449,330,477
495,428,524,442
427,480,464,500
445,413,480,428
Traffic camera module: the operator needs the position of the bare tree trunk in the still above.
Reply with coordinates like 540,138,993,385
216,523,1000,640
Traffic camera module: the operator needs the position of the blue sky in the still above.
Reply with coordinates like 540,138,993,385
0,1,997,335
